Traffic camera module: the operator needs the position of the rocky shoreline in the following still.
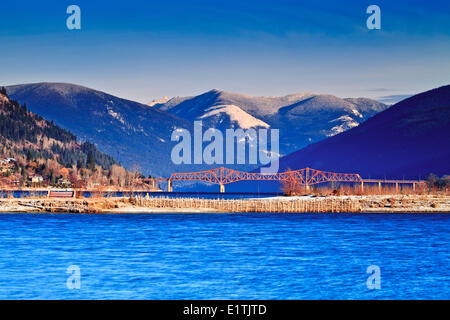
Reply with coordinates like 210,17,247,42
0,194,449,213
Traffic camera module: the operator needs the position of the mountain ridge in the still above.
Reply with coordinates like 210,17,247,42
276,85,450,180
6,83,389,177
6,82,193,177
155,89,388,154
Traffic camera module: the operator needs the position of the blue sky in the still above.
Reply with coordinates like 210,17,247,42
0,0,449,103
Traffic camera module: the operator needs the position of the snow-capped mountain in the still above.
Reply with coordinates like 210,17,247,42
155,89,388,155
148,96,171,107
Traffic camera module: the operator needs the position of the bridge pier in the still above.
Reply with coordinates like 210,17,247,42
361,181,364,192
168,180,173,192
220,184,225,193
378,181,381,192
305,184,310,192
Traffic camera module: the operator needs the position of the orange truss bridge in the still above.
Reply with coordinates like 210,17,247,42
142,167,423,193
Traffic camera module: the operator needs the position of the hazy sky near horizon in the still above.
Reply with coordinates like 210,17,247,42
0,0,449,103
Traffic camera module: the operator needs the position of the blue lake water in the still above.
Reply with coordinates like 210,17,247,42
0,213,448,299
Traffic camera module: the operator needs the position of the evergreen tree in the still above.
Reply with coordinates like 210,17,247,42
87,152,96,170
21,165,27,179
77,159,84,170
50,172,56,185
26,150,33,161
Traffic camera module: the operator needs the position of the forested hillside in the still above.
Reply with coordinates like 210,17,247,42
0,88,150,189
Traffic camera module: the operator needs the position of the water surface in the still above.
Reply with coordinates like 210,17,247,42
0,213,448,299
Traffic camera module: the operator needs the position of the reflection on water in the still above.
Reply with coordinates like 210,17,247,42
0,213,448,299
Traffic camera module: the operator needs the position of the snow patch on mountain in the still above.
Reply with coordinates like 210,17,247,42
350,108,364,118
199,104,270,129
107,106,126,125
327,115,359,136
148,96,170,107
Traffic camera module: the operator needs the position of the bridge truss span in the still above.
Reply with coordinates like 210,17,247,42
167,167,363,192
143,167,422,193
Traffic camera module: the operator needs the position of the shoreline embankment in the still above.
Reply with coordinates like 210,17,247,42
0,194,449,213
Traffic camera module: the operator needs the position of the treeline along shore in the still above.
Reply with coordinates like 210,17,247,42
0,194,449,213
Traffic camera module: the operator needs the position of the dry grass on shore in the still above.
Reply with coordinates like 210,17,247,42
283,184,449,197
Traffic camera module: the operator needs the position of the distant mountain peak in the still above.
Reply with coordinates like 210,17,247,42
203,89,323,104
148,96,171,107
7,82,93,97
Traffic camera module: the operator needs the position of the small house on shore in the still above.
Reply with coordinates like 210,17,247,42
29,175,44,184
